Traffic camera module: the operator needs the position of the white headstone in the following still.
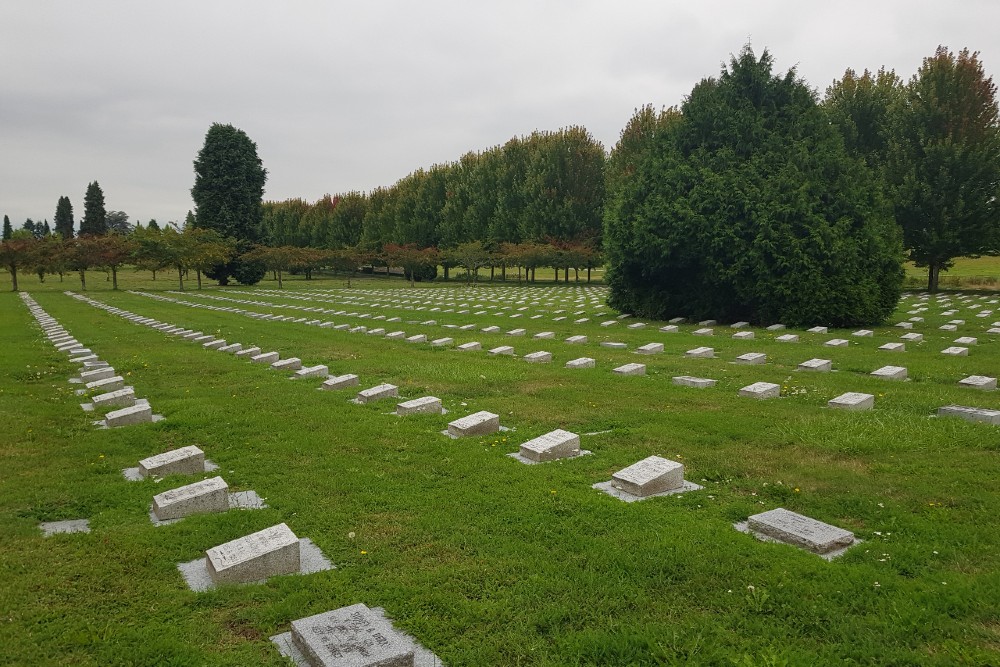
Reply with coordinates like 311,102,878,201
685,347,714,358
271,358,302,371
206,523,300,585
941,346,969,357
734,352,766,365
732,331,755,340
879,343,905,352
613,363,646,376
488,346,515,356
457,342,482,352
565,357,595,369
322,374,359,390
871,365,907,381
565,335,588,344
852,330,874,337
693,328,714,336
672,376,716,388
523,351,552,363
139,445,205,477
356,384,398,404
775,334,799,343
251,351,280,364
636,343,663,355
824,339,849,347
937,404,1000,425
612,456,684,497
828,392,874,411
900,333,923,343
105,403,153,427
293,365,329,379
430,337,453,347
289,603,414,667
396,396,443,415
660,325,679,333
739,382,780,399
747,508,855,554
798,358,832,372
519,429,580,462
405,334,427,343
153,476,229,521
806,326,828,334
958,375,997,390
92,387,136,409
447,411,500,437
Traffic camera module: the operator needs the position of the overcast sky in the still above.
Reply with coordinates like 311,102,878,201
2,1,998,229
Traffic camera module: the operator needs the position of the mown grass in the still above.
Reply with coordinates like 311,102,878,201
2,270,1000,666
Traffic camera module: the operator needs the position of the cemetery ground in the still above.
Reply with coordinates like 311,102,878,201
1,273,999,665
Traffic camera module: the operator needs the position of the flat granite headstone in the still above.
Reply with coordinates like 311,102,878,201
852,330,874,337
765,324,785,331
153,476,230,521
565,357,595,369
517,429,581,462
356,384,399,404
206,523,300,585
900,333,923,343
613,363,645,376
937,404,1000,425
660,325,679,334
743,508,856,556
824,339,849,347
40,519,91,536
673,376,716,388
218,343,243,353
235,346,261,358
828,392,874,411
955,336,978,345
294,365,329,379
798,358,832,372
405,334,427,343
139,445,206,477
610,456,685,497
668,317,686,324
285,603,415,667
105,403,153,427
507,328,526,336
533,331,555,339
958,375,997,390
80,367,116,383
734,352,766,365
523,351,552,363
939,324,958,331
447,411,499,437
636,343,663,355
272,358,303,371
806,326,828,334
396,396,443,416
879,342,905,352
942,346,969,357
203,339,227,350
685,347,714,358
871,365,907,381
775,334,799,343
456,342,482,352
565,335,588,344
739,382,780,399
430,337,453,347
251,351,280,364
692,328,714,336
91,387,136,410
488,346,515,356
731,321,749,329
322,374,359,390
600,342,627,349
481,326,501,334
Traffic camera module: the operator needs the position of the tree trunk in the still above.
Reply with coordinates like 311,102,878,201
152,269,156,281
277,270,283,289
79,269,86,290
564,267,569,283
490,265,495,281
587,267,591,283
9,265,17,291
59,271,64,282
928,263,940,293
517,266,522,283
443,265,449,280
177,266,184,291
574,268,579,282
197,270,202,290
112,266,118,290
501,263,506,281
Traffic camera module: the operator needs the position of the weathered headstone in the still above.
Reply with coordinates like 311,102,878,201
206,523,300,585
565,335,587,344
565,357,595,369
746,508,855,555
105,403,153,427
153,477,229,521
879,343,905,352
660,325,679,333
523,351,552,363
806,326,828,334
824,339,849,347
685,347,714,358
798,358,832,372
218,343,243,353
828,392,874,411
322,374,359,390
456,342,482,352
871,365,907,381
488,346,515,356
287,603,415,667
272,358,303,371
734,352,766,365
80,367,116,383
672,376,716,388
600,342,627,349
775,334,799,343
91,387,136,409
693,328,714,336
954,336,978,346
356,384,399,404
765,324,785,331
235,346,262,358
518,429,580,462
447,411,500,437
139,445,205,477
405,334,427,343
636,343,663,355
611,456,684,497
852,330,874,337
396,396,443,416
900,333,923,343
739,382,780,399
732,331,755,340
251,351,280,364
937,404,1000,425
613,363,646,376
941,346,969,357
294,365,329,379
958,375,997,390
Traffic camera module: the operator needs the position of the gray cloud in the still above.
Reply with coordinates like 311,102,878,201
2,0,998,227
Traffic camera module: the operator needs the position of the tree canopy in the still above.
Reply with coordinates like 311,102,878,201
604,46,903,326
191,123,267,242
54,196,74,239
79,181,107,236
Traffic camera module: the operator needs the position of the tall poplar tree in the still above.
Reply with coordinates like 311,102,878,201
889,46,1000,292
2,215,12,241
54,196,75,238
79,181,107,236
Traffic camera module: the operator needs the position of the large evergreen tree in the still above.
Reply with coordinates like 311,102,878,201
191,123,267,240
2,215,11,241
79,181,107,236
604,46,903,326
54,196,75,238
889,46,1000,292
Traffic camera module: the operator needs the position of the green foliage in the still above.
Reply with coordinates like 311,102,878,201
79,181,107,236
888,46,1000,292
54,197,75,239
104,210,132,236
191,123,268,246
823,68,903,173
604,46,904,326
2,215,11,241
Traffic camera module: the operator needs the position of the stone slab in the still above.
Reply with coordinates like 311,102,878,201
659,325,679,334
900,333,923,343
518,429,580,462
456,342,481,352
692,328,714,336
322,374,359,390
289,603,414,667
636,343,663,355
672,376,716,388
430,338,453,347
879,343,905,352
80,367,116,383
958,375,997,390
219,343,244,354
613,363,645,376
600,342,627,349
734,352,766,365
954,336,978,345
685,347,714,358
565,335,587,344
85,376,125,393
487,346,514,356
765,324,785,331
941,346,969,357
91,387,136,410
523,351,552,363
356,384,399,404
235,346,262,358
775,334,799,343
798,358,832,372
251,352,280,364
937,404,1000,425
446,411,499,437
610,456,685,497
153,476,230,521
739,382,780,399
852,330,874,337
104,403,153,427
744,508,857,556
139,445,206,478
824,339,849,347
294,365,329,379
396,396,443,416
533,331,555,339
203,339,227,350
206,523,300,585
180,537,331,592
272,358,303,371
565,357,595,369
806,326,828,334
871,365,907,381
40,519,91,536
732,331,755,340
405,334,427,343
828,392,874,411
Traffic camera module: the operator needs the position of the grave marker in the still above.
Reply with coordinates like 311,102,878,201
105,403,153,427
206,523,300,585
565,357,595,369
828,392,874,411
396,396,443,415
871,365,907,381
523,351,552,363
798,358,832,372
139,445,205,477
287,604,415,667
636,343,663,355
611,456,684,497
958,375,997,390
739,382,780,399
685,347,714,358
613,363,646,376
153,477,229,521
322,374,359,390
356,384,398,404
745,508,856,555
518,429,581,462
734,352,766,365
447,411,500,437
672,376,716,388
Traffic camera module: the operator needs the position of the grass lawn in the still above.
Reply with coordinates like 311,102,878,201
1,268,999,665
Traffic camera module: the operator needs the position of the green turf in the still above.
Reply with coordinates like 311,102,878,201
2,272,1000,665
